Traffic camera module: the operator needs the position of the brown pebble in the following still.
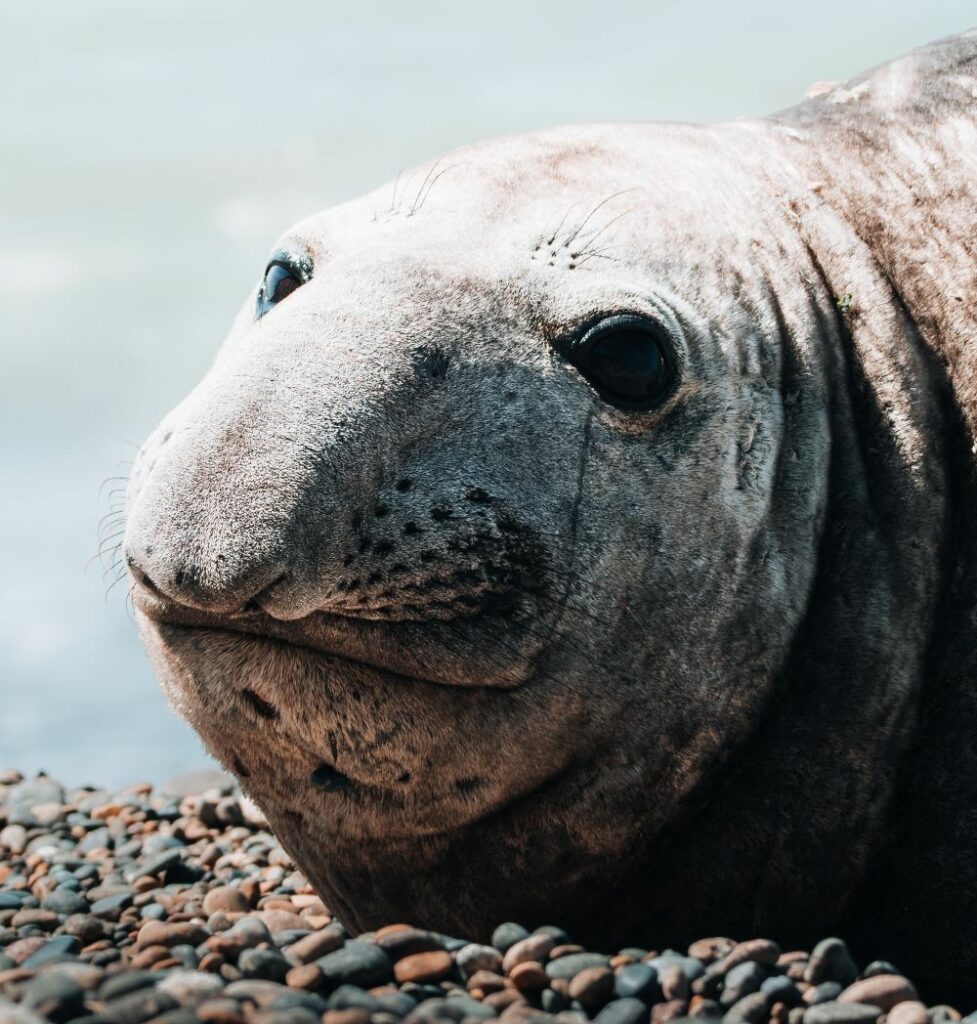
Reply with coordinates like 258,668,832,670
610,954,636,968
839,976,919,1012
197,999,248,1024
661,964,690,1001
285,963,322,990
688,937,735,963
510,960,548,992
467,969,508,994
550,944,586,959
499,1005,552,1024
483,989,527,1012
4,937,46,964
373,922,412,938
322,1011,370,1024
888,1003,929,1024
393,949,453,983
203,885,251,916
256,909,306,932
714,938,781,974
130,944,172,968
136,920,209,949
376,927,445,961
11,909,59,930
652,1000,689,1024
199,952,225,973
502,934,556,973
568,966,614,1011
283,926,345,965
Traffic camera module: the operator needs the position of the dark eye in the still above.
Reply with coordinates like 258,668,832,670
570,314,677,409
256,252,311,318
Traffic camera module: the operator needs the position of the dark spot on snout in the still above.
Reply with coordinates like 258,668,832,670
310,763,350,793
431,505,453,522
465,487,492,504
403,522,420,536
397,771,412,784
241,688,278,720
418,347,450,380
374,540,395,556
374,504,389,518
396,478,412,492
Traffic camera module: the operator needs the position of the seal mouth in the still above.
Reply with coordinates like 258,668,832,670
132,583,541,689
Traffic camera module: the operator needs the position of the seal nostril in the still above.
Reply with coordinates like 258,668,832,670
241,688,279,720
174,569,185,587
232,756,251,778
310,762,349,793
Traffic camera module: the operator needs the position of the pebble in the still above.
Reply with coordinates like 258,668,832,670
805,940,859,988
392,951,451,984
839,975,918,1011
457,944,503,979
568,967,615,1012
316,940,392,989
614,962,660,1002
804,1003,881,1024
0,771,972,1024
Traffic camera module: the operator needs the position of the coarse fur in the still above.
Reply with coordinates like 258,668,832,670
124,31,977,998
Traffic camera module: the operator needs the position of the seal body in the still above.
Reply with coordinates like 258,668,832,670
124,32,977,996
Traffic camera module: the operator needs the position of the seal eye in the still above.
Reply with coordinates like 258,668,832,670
571,314,676,409
256,252,311,318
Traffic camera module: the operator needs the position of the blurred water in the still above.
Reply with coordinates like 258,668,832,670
0,0,972,785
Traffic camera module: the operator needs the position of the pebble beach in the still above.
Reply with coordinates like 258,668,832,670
0,771,971,1024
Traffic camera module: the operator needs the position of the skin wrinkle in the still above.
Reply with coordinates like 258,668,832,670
123,31,977,996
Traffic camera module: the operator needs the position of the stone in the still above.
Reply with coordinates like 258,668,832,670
805,984,844,1006
42,889,89,916
456,943,503,979
21,973,86,1022
839,976,918,1012
804,1004,881,1024
510,961,548,992
724,992,771,1024
239,948,290,983
157,970,225,1007
393,950,453,983
20,936,81,969
588,1001,648,1024
99,987,179,1024
283,927,344,965
202,886,250,916
568,966,614,1012
804,940,858,988
721,963,767,1007
376,928,445,961
316,941,392,990
615,962,661,1002
502,934,556,973
546,952,611,980
491,923,531,953
888,1003,929,1024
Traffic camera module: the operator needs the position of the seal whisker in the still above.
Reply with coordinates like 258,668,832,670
407,158,443,217
562,188,640,248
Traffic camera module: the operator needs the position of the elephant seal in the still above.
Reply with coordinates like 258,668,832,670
124,31,977,996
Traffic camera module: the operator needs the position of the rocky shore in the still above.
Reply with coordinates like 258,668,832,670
0,772,972,1024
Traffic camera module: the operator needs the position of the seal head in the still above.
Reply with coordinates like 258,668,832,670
125,32,976,989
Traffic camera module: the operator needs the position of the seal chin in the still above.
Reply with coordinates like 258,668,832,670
135,601,581,844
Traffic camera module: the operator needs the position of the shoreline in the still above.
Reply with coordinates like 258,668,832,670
0,771,971,1024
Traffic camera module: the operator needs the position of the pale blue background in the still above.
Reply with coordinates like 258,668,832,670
1,1,972,784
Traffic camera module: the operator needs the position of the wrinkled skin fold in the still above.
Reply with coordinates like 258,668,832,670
125,32,977,998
